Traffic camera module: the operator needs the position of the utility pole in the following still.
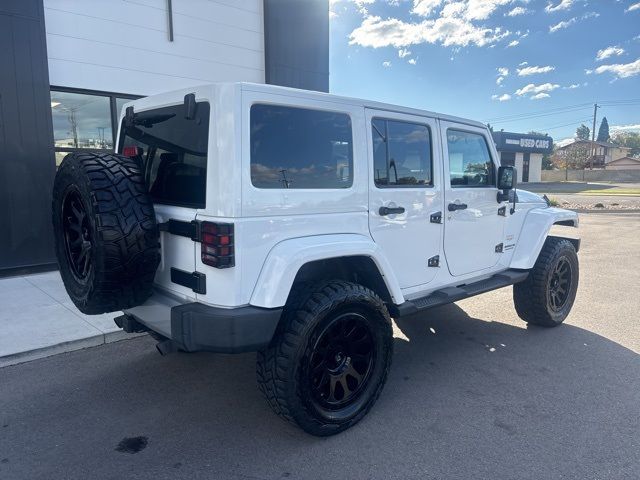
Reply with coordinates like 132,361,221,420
590,103,598,169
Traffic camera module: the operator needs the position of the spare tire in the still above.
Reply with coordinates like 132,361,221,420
52,152,160,314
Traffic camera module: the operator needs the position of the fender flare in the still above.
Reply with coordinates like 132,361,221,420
249,234,404,309
510,207,579,270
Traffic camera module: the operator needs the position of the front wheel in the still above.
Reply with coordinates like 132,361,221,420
256,281,393,436
514,237,579,327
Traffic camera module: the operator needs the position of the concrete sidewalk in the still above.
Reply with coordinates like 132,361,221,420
0,271,138,367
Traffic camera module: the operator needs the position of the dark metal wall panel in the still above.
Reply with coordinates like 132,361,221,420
0,1,56,273
263,0,329,93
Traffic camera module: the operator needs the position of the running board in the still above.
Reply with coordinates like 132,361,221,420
393,269,529,317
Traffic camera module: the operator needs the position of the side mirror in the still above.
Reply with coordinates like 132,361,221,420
498,166,516,190
497,166,516,203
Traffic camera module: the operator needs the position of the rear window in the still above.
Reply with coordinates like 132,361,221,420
118,102,210,208
250,104,353,189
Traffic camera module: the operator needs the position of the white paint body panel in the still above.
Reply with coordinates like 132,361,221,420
365,109,443,289
115,83,578,311
440,121,506,276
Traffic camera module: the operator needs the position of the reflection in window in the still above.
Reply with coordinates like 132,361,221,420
372,118,432,187
250,104,353,189
447,130,494,187
115,97,132,121
51,91,112,151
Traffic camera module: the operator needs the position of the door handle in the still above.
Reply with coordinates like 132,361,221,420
448,202,468,212
379,206,405,216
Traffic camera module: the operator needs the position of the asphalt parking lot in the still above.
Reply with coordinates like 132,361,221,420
1,213,639,480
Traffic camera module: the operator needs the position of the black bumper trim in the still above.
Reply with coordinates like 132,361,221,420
170,303,282,354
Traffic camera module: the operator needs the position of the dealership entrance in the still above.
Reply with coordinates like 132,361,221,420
491,131,553,184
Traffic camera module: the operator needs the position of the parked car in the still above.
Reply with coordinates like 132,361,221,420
52,83,580,436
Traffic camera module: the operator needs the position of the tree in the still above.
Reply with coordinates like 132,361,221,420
576,124,590,141
597,117,610,143
611,131,640,158
542,154,554,170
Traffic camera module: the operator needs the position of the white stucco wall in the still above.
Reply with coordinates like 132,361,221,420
44,0,265,96
528,153,542,182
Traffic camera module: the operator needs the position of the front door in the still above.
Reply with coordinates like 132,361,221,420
522,153,530,182
366,110,443,289
440,122,505,277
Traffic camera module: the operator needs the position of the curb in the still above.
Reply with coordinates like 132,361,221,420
0,331,146,368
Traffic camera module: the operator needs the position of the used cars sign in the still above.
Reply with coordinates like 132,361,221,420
492,131,553,154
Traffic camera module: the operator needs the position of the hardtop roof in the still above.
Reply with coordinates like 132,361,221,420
127,82,487,130
239,82,487,129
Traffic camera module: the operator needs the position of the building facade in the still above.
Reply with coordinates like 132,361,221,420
0,0,329,275
491,131,553,184
555,140,631,168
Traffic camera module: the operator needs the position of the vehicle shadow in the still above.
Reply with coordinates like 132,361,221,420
1,303,639,480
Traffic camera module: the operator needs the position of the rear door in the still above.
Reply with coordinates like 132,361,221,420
117,100,211,298
440,122,505,276
366,109,443,289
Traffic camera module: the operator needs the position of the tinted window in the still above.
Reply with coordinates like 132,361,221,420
447,130,494,187
250,104,353,189
372,118,432,187
119,102,210,208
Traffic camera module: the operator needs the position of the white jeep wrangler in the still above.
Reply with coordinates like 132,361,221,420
52,83,579,436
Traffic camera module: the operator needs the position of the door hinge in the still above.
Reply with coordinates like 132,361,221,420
495,243,504,253
428,255,440,267
170,268,206,294
158,219,201,242
430,211,442,224
498,206,506,217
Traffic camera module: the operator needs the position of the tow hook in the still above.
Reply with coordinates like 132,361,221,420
156,339,177,356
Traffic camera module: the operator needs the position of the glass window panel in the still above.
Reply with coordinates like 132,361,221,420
447,130,494,187
115,97,133,121
250,104,353,189
50,91,112,150
118,102,210,208
372,118,432,187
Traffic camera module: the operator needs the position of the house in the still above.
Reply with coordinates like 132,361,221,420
555,140,631,168
605,157,640,170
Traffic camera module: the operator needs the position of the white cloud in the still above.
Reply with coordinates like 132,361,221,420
412,0,443,17
549,12,599,32
596,46,625,61
382,61,392,67
626,2,640,12
507,40,520,47
531,92,551,100
517,65,555,76
412,0,515,21
496,67,509,85
515,82,560,96
563,83,586,89
408,58,417,64
591,58,640,78
398,48,412,58
348,14,511,49
519,61,528,66
506,6,529,16
549,17,576,32
545,0,574,13
492,93,512,101
611,124,640,133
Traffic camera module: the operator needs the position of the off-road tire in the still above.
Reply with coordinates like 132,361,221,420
52,152,160,314
256,281,393,436
514,237,579,327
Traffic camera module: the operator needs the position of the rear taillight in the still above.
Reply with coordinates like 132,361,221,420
122,146,142,157
200,222,234,268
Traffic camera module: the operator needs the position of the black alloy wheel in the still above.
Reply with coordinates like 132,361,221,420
547,256,572,312
62,187,93,282
308,312,375,410
256,281,393,436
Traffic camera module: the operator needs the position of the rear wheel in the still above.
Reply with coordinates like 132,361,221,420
256,281,393,436
514,237,579,327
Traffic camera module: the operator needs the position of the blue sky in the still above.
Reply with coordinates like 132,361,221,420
329,0,640,142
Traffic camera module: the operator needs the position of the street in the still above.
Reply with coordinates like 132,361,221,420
1,213,639,480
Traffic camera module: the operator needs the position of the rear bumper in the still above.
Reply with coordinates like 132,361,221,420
119,294,282,353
